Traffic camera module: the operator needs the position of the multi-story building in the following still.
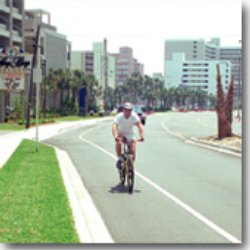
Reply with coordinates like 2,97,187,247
165,53,231,95
24,9,71,111
112,47,144,86
83,51,94,75
164,38,241,95
24,9,71,75
0,0,24,51
0,0,26,122
70,51,85,71
70,43,116,89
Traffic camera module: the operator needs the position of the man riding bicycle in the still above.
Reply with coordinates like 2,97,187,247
112,102,144,169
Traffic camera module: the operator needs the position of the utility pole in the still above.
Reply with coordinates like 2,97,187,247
26,24,41,128
104,38,108,112
34,32,42,152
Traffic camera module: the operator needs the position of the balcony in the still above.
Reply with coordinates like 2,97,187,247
0,1,10,14
12,7,23,20
0,22,10,38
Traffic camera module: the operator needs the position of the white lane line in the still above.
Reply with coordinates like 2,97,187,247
161,121,186,140
79,129,241,244
161,121,241,158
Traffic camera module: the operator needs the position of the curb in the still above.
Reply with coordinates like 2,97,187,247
188,137,242,157
55,148,113,243
190,137,242,154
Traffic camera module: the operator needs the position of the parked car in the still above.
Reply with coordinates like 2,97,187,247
133,105,147,125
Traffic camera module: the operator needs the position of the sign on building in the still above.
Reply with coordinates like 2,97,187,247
0,70,25,91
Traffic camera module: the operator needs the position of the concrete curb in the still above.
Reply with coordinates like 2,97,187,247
0,117,114,243
55,148,113,243
188,137,242,157
190,137,242,154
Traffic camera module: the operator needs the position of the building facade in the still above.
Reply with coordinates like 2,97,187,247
165,53,231,95
112,46,144,86
70,44,116,89
24,9,71,75
0,0,24,51
164,38,241,95
0,0,26,122
24,9,71,111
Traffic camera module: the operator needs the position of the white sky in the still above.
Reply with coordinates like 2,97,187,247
25,0,241,75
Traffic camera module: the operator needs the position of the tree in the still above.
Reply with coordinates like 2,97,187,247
216,64,234,139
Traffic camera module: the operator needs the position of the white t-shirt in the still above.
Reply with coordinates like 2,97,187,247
113,112,140,138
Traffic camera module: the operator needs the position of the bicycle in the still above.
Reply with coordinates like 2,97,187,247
117,137,138,193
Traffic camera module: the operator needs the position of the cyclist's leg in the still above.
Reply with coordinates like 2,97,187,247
126,135,136,161
129,141,136,161
115,141,122,157
115,134,123,169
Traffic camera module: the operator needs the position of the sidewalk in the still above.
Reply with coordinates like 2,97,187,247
0,117,114,243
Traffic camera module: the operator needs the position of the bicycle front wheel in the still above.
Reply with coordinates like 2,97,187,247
127,157,134,193
119,167,125,185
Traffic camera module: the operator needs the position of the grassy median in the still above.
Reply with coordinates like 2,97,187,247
0,139,79,243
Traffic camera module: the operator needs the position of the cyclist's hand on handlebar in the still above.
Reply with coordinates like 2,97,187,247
115,136,122,143
137,137,144,142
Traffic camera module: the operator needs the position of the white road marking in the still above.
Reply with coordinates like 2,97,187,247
161,121,241,158
78,126,241,244
161,121,186,140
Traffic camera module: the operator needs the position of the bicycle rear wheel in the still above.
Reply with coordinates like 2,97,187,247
127,157,134,193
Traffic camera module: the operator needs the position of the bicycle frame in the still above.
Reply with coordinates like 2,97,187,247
119,137,134,193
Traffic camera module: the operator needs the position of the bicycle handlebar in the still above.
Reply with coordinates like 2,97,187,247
115,136,144,143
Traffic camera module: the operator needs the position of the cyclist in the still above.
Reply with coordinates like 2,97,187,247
112,102,144,169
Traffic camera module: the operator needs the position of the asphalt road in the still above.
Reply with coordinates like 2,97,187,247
44,112,242,243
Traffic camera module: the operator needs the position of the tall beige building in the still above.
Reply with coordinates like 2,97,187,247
111,47,144,86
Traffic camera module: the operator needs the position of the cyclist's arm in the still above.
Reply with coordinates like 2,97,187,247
135,121,144,141
112,123,119,140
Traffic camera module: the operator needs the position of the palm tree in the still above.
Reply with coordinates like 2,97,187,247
142,75,155,108
71,70,85,108
46,69,60,113
84,74,99,112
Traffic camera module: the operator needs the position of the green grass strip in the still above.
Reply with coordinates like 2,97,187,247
0,140,79,243
0,122,24,131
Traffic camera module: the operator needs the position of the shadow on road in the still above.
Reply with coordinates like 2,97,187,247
109,183,141,194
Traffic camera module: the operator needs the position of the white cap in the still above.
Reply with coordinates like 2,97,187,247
123,102,133,110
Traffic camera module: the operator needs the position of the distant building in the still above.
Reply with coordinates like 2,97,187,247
111,46,144,86
70,51,85,71
164,37,241,95
152,73,164,81
165,53,231,95
83,51,94,75
93,42,116,89
70,42,116,89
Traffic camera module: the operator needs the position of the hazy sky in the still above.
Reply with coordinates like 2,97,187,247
25,0,241,75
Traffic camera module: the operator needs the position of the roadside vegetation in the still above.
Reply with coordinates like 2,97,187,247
3,69,216,127
0,139,79,243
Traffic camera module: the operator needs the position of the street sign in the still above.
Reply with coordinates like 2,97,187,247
33,68,42,84
0,70,25,91
79,86,87,116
